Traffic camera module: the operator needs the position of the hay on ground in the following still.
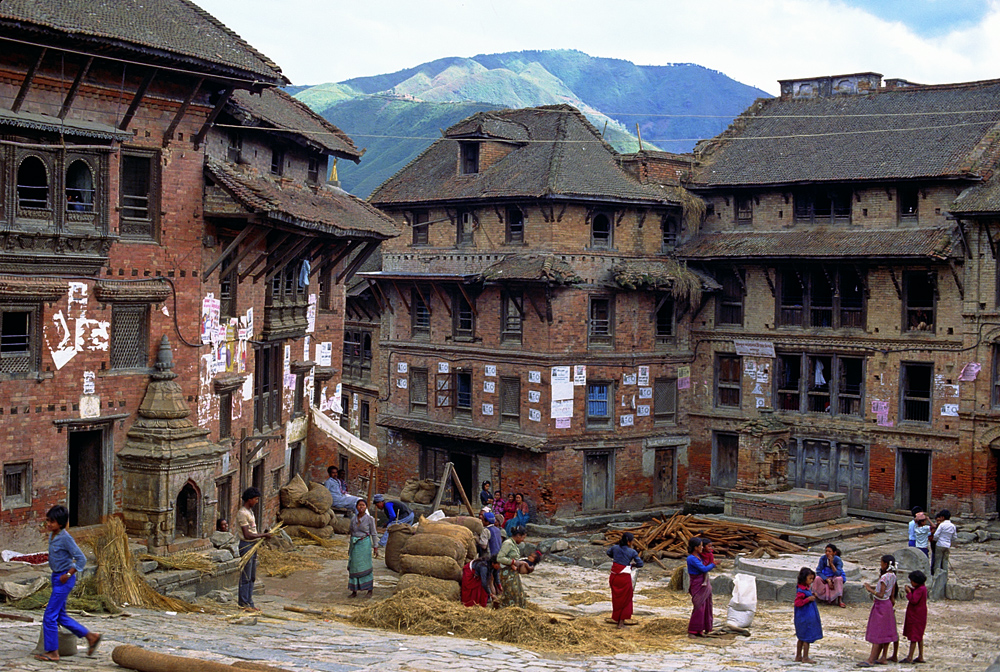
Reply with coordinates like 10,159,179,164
9,578,120,614
350,588,687,655
564,591,610,606
138,552,214,575
257,547,321,578
89,518,201,613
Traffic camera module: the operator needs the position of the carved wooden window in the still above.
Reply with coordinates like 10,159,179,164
65,160,95,213
506,207,524,244
120,149,159,240
591,212,613,248
110,303,149,370
776,352,863,417
16,156,48,210
0,305,39,374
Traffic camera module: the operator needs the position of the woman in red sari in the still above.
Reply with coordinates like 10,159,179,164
461,551,496,607
606,532,643,628
687,536,716,637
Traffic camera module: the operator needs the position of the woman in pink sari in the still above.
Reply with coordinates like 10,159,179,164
812,543,847,607
687,536,715,637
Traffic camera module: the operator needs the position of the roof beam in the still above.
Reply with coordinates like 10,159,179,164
118,68,157,131
12,48,46,113
202,224,258,281
163,77,204,148
948,258,965,300
58,57,93,120
456,282,478,318
193,86,234,148
367,279,392,314
337,241,380,285
239,231,290,281
429,282,452,317
260,237,314,283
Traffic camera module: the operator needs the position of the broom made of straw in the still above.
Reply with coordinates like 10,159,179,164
237,521,285,572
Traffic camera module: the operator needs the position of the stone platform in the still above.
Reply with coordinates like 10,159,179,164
734,552,861,582
724,488,847,528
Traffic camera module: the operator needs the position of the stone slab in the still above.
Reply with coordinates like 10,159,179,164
735,553,862,581
549,507,681,531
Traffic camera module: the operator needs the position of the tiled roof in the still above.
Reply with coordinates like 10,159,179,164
952,174,1000,214
677,226,960,260
377,414,548,452
370,105,688,207
0,0,285,83
0,108,132,141
692,80,1000,186
479,255,581,285
229,89,362,161
610,260,722,291
205,157,400,239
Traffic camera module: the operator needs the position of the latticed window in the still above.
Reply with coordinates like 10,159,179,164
120,151,156,238
254,342,283,431
410,368,428,414
501,292,523,344
589,296,613,346
411,288,430,336
654,378,677,424
110,304,149,369
587,382,612,427
3,461,31,508
500,377,520,425
453,291,474,340
0,305,38,374
219,391,232,440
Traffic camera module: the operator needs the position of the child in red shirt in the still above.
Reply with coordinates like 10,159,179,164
902,570,928,664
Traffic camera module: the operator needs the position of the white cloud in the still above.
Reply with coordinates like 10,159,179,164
197,0,1000,95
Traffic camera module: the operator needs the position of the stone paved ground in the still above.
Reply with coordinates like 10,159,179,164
1,524,998,672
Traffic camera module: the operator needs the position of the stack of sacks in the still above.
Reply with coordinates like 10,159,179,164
278,475,350,538
393,516,477,601
399,478,438,505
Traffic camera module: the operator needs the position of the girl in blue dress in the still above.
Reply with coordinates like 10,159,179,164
794,566,823,663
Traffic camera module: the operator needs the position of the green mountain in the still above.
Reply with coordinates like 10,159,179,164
295,50,769,197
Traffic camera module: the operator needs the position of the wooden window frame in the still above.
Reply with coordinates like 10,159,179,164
452,290,475,341
793,187,851,225
0,303,40,375
253,341,283,432
717,269,745,326
460,142,479,175
586,381,613,429
777,266,865,330
506,206,525,244
898,185,919,223
715,354,742,409
411,287,430,338
500,290,523,344
655,295,674,346
590,211,613,249
500,376,520,427
456,211,475,247
902,270,936,334
588,295,614,348
901,362,933,424
412,211,429,246
119,148,160,241
2,460,32,509
409,367,428,415
653,377,677,425
735,195,753,225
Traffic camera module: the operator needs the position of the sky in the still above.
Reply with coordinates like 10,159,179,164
196,0,1000,95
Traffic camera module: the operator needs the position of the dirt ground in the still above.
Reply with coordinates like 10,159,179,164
259,528,1000,668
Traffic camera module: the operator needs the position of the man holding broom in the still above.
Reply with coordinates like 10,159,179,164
236,487,271,611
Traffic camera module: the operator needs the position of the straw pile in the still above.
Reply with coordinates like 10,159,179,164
89,518,200,613
138,552,214,576
257,547,321,578
10,577,120,614
351,588,688,654
292,534,348,561
237,522,285,572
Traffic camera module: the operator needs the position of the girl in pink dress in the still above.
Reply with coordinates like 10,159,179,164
859,554,899,667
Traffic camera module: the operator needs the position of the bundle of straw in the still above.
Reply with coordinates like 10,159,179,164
237,521,285,572
89,518,200,613
257,547,320,578
138,552,214,576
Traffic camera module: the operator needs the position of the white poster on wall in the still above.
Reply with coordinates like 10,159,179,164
551,399,573,418
528,370,542,384
573,365,586,386
637,366,650,387
528,390,541,403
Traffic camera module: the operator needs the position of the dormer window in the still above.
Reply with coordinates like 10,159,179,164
591,211,613,248
270,147,284,176
460,142,479,175
227,132,242,163
308,157,320,183
506,207,524,244
898,186,918,223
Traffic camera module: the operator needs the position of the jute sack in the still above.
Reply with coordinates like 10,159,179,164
279,473,309,509
400,533,465,565
444,516,484,537
300,481,334,514
330,515,351,535
384,523,414,572
415,516,477,560
395,573,461,601
400,553,463,582
399,479,420,502
278,507,331,527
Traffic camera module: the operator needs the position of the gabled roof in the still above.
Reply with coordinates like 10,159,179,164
228,89,362,162
0,0,285,84
205,157,400,240
370,105,688,207
677,226,960,261
692,79,1000,187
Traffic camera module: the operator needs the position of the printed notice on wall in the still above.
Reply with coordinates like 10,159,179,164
201,294,220,345
555,417,571,429
733,338,776,358
397,378,408,389
959,362,981,382
397,362,408,373
528,390,541,403
484,380,496,394
482,403,494,416
623,373,637,386
639,387,652,399
528,370,542,384
620,414,634,427
485,364,497,377
306,294,317,333
316,342,333,366
941,404,959,416
551,399,573,418
677,365,691,390
637,405,650,417
637,366,650,387
573,365,586,386
438,362,450,374
529,408,542,422
551,366,570,385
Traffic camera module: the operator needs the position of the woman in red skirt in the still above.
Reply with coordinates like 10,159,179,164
606,532,643,628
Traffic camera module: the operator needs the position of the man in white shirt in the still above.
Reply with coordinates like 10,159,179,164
932,509,957,575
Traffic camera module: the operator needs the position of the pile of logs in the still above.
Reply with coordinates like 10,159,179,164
604,513,807,566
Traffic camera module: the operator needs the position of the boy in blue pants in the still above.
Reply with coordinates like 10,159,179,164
35,505,101,662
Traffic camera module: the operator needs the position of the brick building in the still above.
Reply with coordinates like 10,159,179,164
367,105,709,515
680,73,1000,517
0,1,396,549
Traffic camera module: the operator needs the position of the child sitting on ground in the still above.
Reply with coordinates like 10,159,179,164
902,570,928,664
515,549,543,574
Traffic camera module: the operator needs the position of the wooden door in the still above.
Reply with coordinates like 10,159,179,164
583,452,611,511
654,448,676,503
